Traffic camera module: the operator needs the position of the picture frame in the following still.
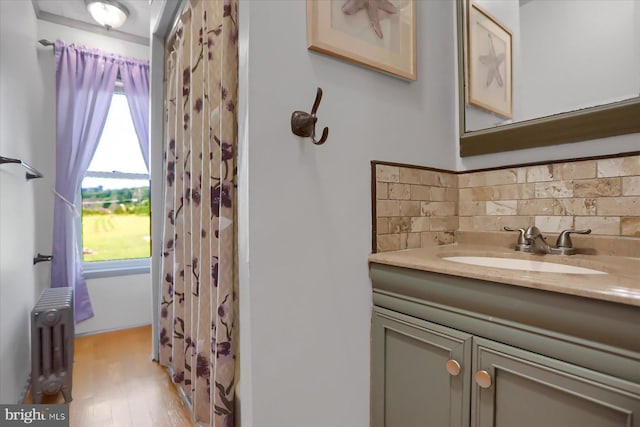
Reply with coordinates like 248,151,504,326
466,1,512,118
306,0,417,80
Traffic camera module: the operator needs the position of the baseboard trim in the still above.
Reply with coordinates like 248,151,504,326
74,322,151,337
18,374,31,404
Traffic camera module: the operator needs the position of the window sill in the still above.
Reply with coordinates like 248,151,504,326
83,258,151,279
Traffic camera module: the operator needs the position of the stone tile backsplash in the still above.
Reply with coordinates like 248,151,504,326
375,165,457,252
374,155,640,252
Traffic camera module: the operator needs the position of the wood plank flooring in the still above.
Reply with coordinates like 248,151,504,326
25,325,193,427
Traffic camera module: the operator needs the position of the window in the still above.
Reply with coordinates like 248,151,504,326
80,90,150,276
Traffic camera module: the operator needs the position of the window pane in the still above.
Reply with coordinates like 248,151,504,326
87,94,148,174
81,92,150,263
81,178,150,262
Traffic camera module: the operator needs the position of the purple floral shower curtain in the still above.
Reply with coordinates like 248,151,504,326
52,41,150,322
159,0,238,425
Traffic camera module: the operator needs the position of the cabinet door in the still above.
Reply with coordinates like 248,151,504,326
472,337,640,427
372,307,472,427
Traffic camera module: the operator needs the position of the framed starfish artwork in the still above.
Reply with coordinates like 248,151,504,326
307,0,416,80
467,1,512,118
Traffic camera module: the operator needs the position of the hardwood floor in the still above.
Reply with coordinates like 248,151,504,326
26,325,193,427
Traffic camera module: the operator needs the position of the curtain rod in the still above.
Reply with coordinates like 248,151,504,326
37,38,125,84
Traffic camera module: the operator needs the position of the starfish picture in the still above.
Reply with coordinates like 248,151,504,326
478,33,505,88
467,2,511,117
342,0,399,39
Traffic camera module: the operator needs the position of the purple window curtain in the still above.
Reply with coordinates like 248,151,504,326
120,60,150,169
51,40,119,322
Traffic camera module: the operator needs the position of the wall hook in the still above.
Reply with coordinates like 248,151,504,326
291,87,329,145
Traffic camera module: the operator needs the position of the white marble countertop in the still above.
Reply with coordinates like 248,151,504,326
369,243,640,307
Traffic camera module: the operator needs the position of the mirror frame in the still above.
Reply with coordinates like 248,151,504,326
457,0,640,157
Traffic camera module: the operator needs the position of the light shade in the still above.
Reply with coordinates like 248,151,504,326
86,0,129,29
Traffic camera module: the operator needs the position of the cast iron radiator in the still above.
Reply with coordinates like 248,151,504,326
30,287,74,403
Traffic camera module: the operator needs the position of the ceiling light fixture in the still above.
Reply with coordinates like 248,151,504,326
86,0,129,30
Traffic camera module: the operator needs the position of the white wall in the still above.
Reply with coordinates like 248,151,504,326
37,20,149,58
0,0,48,404
238,1,457,426
35,20,151,335
74,274,152,335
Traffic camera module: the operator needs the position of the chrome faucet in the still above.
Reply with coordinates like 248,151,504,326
504,226,591,255
523,226,554,254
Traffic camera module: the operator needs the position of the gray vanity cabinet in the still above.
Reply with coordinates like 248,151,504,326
369,264,640,427
372,307,640,427
472,338,640,427
371,307,472,427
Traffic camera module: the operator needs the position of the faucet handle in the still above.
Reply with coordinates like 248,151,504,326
504,226,527,245
556,229,591,248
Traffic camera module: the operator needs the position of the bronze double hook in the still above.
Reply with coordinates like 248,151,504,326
291,87,329,145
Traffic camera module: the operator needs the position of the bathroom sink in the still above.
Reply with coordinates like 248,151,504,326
442,256,607,275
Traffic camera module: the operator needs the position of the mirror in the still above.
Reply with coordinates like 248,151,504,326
457,0,640,156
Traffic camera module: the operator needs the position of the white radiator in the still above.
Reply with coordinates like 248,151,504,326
30,287,74,403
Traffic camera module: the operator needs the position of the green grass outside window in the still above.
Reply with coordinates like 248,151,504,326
82,213,150,262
